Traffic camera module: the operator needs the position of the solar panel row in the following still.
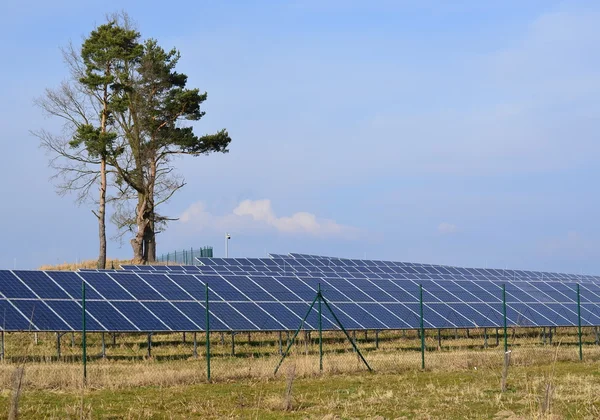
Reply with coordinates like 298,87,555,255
0,266,599,332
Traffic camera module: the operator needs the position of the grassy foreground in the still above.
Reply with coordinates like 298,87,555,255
1,361,600,419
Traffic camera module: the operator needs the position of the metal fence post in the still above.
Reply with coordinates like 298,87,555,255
206,283,211,381
577,283,583,361
318,283,323,372
502,284,508,353
82,279,87,384
419,284,425,369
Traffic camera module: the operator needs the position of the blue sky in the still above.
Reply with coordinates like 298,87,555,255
1,0,599,273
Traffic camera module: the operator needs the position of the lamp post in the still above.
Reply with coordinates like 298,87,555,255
225,233,231,258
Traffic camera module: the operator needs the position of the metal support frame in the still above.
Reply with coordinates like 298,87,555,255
375,330,379,349
101,332,106,358
56,332,61,359
278,331,283,355
543,327,546,345
147,333,152,358
274,286,372,375
437,328,441,350
231,332,235,356
595,326,599,345
0,330,4,362
577,284,583,361
193,332,198,358
484,328,488,349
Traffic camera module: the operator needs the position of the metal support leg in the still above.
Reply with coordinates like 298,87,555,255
549,327,553,345
56,332,61,359
595,326,599,345
0,330,4,362
364,330,368,341
543,327,546,345
231,332,235,356
34,332,38,345
375,330,379,349
248,332,251,344
484,328,488,349
147,333,152,358
437,329,442,350
220,332,225,345
352,330,356,352
496,328,499,346
193,332,198,358
454,328,458,340
71,332,75,347
278,331,283,355
183,332,186,343
113,333,116,346
101,332,106,359
466,328,470,339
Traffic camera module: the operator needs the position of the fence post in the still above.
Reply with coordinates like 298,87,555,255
206,283,211,382
318,283,323,372
577,284,583,361
419,284,425,369
82,279,87,384
502,283,508,353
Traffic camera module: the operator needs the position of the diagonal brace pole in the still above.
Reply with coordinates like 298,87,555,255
274,294,319,375
321,295,372,372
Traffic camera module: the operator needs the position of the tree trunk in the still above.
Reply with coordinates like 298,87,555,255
97,157,107,269
131,193,148,264
97,73,110,270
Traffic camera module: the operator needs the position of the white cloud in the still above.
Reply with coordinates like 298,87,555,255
539,231,598,260
438,222,458,234
179,199,359,238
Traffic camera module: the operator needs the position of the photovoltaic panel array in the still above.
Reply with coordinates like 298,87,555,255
0,253,599,332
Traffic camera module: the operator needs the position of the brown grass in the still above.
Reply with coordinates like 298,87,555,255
38,259,131,271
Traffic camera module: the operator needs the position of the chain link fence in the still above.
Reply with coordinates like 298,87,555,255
156,246,213,265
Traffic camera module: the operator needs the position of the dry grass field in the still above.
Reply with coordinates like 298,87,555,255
0,328,599,418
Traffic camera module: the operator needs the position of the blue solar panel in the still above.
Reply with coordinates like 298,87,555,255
3,250,600,332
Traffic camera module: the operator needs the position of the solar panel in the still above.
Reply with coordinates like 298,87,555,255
2,252,600,332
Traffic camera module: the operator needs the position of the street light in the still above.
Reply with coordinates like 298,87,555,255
225,233,231,258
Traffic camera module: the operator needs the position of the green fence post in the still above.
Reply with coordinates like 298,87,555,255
82,279,87,384
318,283,323,372
419,284,425,369
206,283,211,381
577,283,583,361
502,283,508,353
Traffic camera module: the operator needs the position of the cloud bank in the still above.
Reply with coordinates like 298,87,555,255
179,199,359,239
